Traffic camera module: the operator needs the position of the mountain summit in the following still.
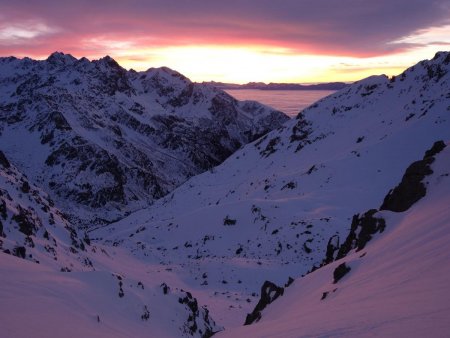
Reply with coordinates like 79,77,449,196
0,52,288,227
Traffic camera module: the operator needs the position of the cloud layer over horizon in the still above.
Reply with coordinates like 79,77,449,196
1,0,449,82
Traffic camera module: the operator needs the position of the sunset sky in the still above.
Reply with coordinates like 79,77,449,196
1,0,449,83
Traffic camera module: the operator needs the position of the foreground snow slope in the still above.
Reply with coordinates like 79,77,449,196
0,52,287,226
0,152,222,337
94,52,450,326
218,143,450,338
0,252,222,338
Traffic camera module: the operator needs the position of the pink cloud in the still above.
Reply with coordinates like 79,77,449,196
0,0,449,59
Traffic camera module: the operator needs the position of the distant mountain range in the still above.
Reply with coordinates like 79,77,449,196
202,81,349,90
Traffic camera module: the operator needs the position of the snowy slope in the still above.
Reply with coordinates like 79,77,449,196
0,150,91,270
0,154,223,337
0,252,222,338
0,153,222,338
0,52,288,227
217,142,450,338
93,51,450,326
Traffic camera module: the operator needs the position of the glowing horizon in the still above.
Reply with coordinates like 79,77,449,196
112,44,446,84
1,1,450,84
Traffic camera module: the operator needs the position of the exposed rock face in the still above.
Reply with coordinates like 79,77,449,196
244,281,284,325
0,52,288,227
330,142,442,262
178,290,223,337
336,209,386,260
335,141,446,261
380,140,446,212
333,262,351,283
324,234,340,265
0,150,10,168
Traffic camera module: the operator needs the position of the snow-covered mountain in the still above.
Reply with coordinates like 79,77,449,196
1,51,449,337
92,51,450,327
0,52,288,227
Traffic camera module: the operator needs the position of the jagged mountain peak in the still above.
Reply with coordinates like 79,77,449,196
93,54,126,72
46,51,78,65
0,53,288,227
424,50,450,66
144,65,189,79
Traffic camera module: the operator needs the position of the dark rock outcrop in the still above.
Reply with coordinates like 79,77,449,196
244,281,284,325
335,141,446,261
324,234,340,265
336,209,386,260
333,262,351,283
312,140,448,301
0,151,10,168
380,140,446,212
178,291,221,338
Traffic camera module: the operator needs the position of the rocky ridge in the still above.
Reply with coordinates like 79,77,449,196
0,52,288,227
